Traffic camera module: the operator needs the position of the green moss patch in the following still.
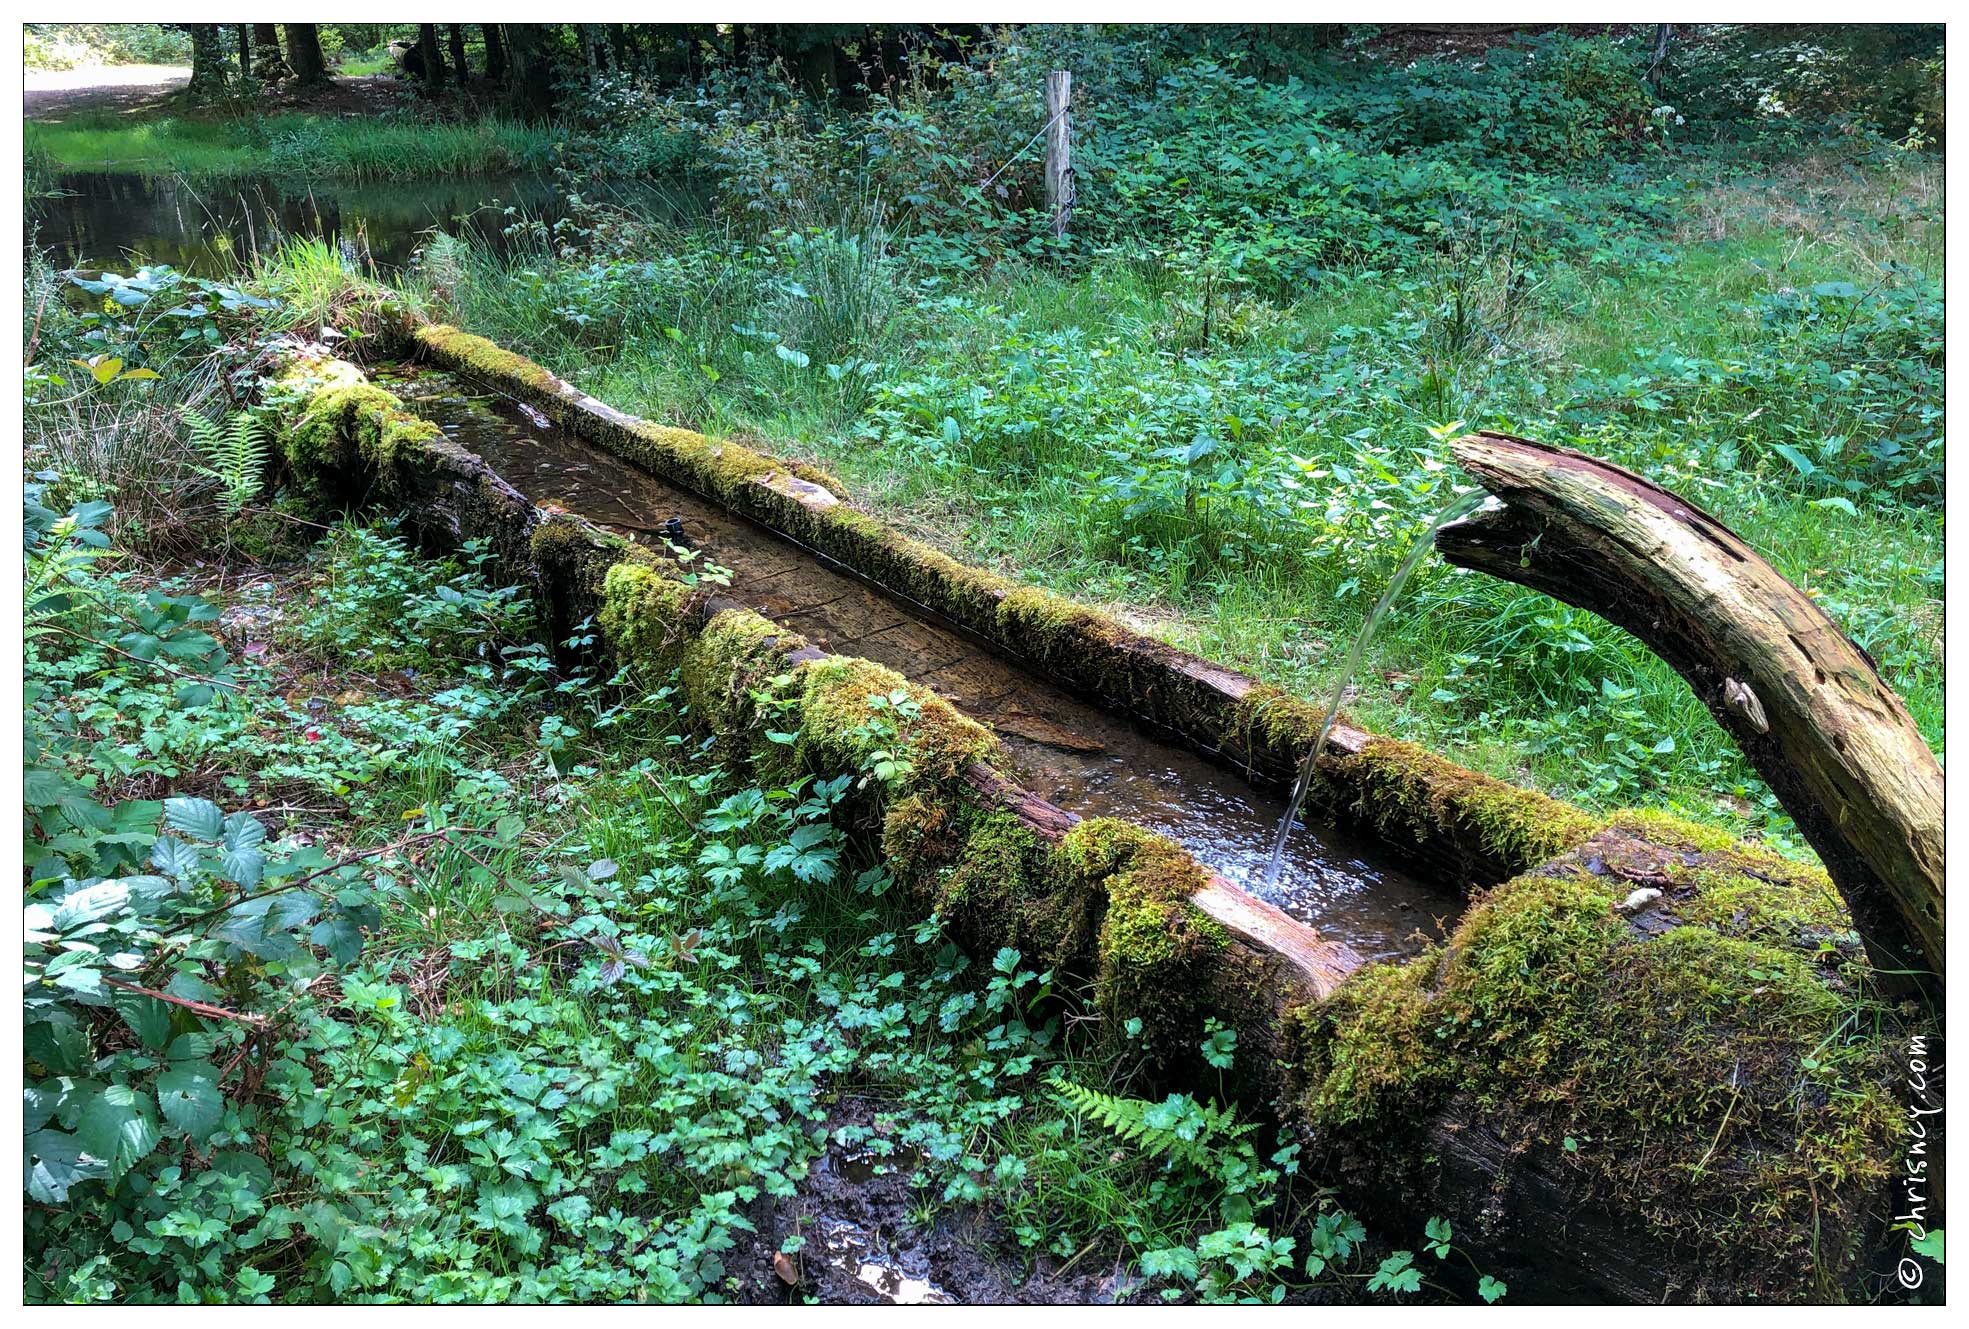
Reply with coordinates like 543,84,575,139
597,560,701,672
679,608,803,738
1231,690,1603,886
1285,824,1899,1300
788,655,999,790
414,323,572,402
274,356,446,496
1057,820,1269,1081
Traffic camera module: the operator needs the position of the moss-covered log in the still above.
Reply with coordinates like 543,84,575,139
284,344,1910,1302
266,349,1359,1112
1285,812,1904,1301
404,321,1601,891
1438,432,1943,996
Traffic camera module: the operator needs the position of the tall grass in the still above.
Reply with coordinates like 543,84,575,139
246,236,395,336
26,112,561,180
400,198,902,437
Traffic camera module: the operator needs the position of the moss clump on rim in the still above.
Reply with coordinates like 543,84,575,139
1598,810,1860,953
271,355,447,497
938,813,1107,974
1284,823,1901,1300
790,655,1000,790
280,379,401,480
414,323,572,401
528,513,630,576
1334,736,1599,881
356,407,445,487
679,608,800,738
597,560,699,673
996,585,1125,667
1056,819,1270,1079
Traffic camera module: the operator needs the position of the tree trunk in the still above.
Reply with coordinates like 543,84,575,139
185,24,231,102
252,25,289,84
237,25,252,79
417,24,447,89
284,24,329,86
482,23,507,83
1436,432,1944,996
448,25,470,83
502,24,557,117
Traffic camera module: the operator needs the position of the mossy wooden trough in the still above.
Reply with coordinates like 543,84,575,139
265,330,1915,1303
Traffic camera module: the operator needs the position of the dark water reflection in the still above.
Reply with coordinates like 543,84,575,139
29,171,707,275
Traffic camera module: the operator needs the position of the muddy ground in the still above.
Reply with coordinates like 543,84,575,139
723,1099,1148,1306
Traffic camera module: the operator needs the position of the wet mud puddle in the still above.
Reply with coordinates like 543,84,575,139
380,364,1459,958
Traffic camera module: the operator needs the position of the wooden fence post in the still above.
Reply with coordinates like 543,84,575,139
1045,70,1073,240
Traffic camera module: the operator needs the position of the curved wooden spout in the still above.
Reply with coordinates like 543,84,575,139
1437,432,1943,998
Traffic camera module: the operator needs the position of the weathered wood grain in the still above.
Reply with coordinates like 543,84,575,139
1437,431,1943,994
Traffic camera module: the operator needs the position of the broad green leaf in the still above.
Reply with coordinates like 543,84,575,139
22,766,68,808
167,1032,217,1062
76,1083,161,1183
25,1020,92,1076
25,1128,103,1203
311,913,367,964
164,796,225,841
115,993,173,1051
222,846,266,889
150,836,201,877
157,1063,224,1139
1769,443,1817,478
50,880,130,931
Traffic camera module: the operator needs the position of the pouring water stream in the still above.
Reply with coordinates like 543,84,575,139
1263,490,1494,891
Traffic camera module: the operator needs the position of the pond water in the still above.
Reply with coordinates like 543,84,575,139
378,362,1465,960
29,171,707,275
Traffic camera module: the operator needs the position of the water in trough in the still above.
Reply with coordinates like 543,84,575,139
376,362,1464,959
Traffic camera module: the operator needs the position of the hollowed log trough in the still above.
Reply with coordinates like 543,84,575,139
264,328,1923,1302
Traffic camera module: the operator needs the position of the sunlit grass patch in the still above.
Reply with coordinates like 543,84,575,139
27,111,560,179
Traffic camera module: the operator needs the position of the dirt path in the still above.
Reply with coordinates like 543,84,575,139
23,63,190,118
25,65,404,122
23,64,190,120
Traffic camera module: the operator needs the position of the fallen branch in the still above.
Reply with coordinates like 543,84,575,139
103,976,269,1028
1438,431,1943,997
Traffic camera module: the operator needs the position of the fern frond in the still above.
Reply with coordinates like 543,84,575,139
1048,1075,1252,1175
182,406,269,517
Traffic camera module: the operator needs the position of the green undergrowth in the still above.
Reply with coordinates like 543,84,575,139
390,143,1941,858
